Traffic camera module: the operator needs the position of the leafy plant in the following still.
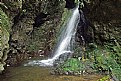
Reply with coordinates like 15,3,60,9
54,58,85,75
88,41,121,81
97,75,110,81
62,58,84,72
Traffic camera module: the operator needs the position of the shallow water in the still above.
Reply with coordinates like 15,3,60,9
0,66,103,81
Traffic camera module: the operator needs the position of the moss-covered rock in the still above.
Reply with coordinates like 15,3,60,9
2,0,74,65
83,0,121,44
0,8,10,73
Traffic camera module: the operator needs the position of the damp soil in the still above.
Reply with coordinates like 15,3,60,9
0,65,103,81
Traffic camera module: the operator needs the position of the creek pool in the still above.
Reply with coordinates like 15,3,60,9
0,65,103,81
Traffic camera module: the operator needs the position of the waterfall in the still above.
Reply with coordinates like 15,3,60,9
24,6,80,66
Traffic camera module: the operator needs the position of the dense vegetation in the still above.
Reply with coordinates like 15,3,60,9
53,42,121,80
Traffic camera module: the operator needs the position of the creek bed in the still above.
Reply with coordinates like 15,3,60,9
0,65,103,81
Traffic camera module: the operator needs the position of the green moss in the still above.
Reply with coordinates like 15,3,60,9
62,58,84,72
87,42,121,81
0,8,10,32
0,8,10,72
54,58,86,75
97,75,110,81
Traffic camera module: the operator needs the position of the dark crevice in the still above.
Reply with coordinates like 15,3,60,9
65,0,76,9
77,4,93,45
12,11,25,29
33,12,49,27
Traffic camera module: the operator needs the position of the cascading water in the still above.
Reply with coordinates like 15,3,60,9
24,6,80,66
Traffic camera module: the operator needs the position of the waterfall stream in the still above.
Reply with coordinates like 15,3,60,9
24,6,80,66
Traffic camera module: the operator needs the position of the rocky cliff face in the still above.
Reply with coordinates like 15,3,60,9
0,0,77,70
1,0,120,72
1,0,69,66
82,0,121,45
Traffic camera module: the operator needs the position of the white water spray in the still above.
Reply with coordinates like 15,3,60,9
24,6,80,66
